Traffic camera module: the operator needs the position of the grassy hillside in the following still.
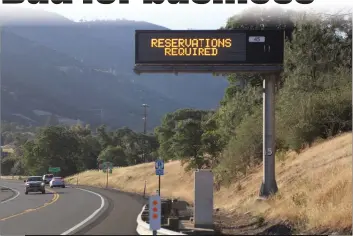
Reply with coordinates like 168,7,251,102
66,132,352,234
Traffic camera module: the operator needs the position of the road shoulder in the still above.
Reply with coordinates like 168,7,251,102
72,185,146,235
60,187,110,235
0,185,16,203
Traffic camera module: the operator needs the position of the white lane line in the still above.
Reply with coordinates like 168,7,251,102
0,185,20,204
60,188,105,235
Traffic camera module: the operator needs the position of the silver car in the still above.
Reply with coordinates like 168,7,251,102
49,177,65,188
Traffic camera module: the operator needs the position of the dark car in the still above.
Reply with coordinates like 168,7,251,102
24,176,46,194
42,174,54,184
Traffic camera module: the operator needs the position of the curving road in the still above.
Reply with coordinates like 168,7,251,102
0,180,106,235
0,179,145,235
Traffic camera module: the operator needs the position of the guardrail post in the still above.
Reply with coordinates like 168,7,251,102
143,180,147,198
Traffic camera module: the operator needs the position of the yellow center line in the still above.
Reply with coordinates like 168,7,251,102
0,189,60,221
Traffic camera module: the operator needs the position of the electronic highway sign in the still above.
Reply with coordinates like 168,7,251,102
134,30,284,73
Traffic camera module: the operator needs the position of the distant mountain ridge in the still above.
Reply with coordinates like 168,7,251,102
0,7,228,130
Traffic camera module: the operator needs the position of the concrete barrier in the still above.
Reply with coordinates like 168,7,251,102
136,205,186,235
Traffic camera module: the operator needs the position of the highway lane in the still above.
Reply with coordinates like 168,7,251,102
0,180,106,235
0,180,147,235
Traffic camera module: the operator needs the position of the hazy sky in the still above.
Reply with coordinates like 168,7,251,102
1,0,352,29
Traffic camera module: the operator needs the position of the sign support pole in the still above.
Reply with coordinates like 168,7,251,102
143,180,147,198
158,175,161,196
153,230,157,235
106,167,108,189
259,73,278,197
155,159,164,196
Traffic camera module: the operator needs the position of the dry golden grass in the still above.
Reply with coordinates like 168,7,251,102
0,175,27,180
66,132,352,232
2,148,14,153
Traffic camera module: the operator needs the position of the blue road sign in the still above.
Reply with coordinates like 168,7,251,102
155,169,164,176
155,159,164,170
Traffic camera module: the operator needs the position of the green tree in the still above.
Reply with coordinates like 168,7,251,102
155,109,213,170
96,125,113,148
22,126,80,176
171,119,205,170
200,113,225,168
98,145,128,167
212,10,352,185
277,13,352,151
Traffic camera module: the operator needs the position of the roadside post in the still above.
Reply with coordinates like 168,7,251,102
106,166,108,188
143,180,147,198
102,161,113,188
155,159,164,196
149,195,161,235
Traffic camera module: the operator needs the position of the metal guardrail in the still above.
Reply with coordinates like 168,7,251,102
136,205,186,235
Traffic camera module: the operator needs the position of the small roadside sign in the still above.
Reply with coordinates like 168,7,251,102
102,162,113,169
101,162,113,173
48,167,60,173
149,195,161,231
155,159,164,176
155,159,164,170
155,159,163,195
155,169,164,176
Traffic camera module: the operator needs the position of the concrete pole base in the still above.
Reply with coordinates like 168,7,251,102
259,181,278,198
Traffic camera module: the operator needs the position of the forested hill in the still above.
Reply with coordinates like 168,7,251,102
0,7,228,130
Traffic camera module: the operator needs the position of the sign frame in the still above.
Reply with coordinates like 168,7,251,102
134,29,284,74
134,64,283,74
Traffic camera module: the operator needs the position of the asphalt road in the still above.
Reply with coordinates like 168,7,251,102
73,185,145,235
0,180,145,235
0,185,16,203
